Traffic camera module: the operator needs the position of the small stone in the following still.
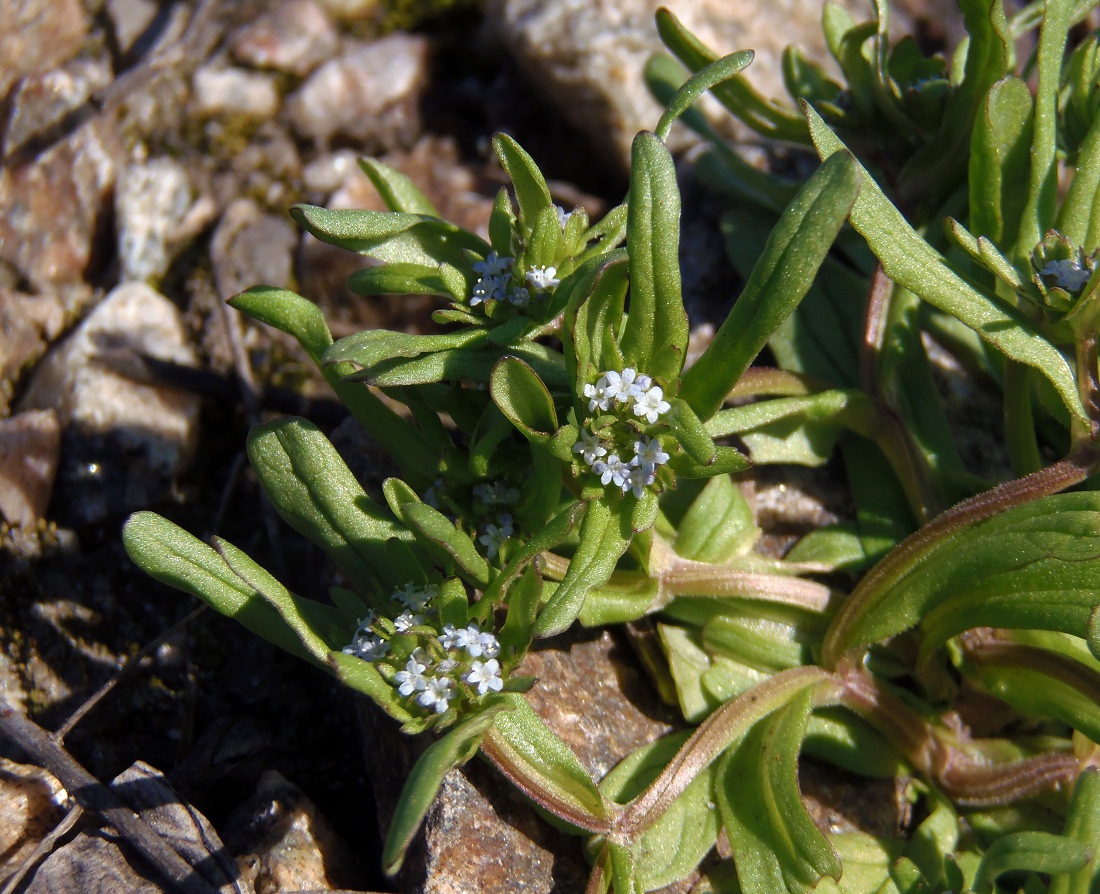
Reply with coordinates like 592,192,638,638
0,758,67,882
285,34,429,149
222,771,368,893
0,119,119,290
18,283,201,525
0,287,69,415
3,56,113,156
105,0,161,55
117,157,212,284
0,0,90,97
191,65,281,120
314,0,378,19
0,409,61,528
210,198,297,300
230,0,340,78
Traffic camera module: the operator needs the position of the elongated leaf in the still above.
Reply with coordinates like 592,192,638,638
246,417,408,597
621,132,689,385
493,134,552,233
228,286,439,488
330,649,416,724
325,327,486,370
824,491,1100,662
482,693,609,830
346,262,467,300
969,77,1033,250
358,157,439,216
673,475,759,564
718,688,842,894
804,103,1086,422
123,512,317,664
533,499,633,637
600,731,722,891
397,502,492,589
972,832,1090,894
680,150,861,420
291,205,489,268
1049,769,1100,894
1056,111,1100,252
481,502,585,609
383,700,511,873
654,49,756,142
490,356,558,443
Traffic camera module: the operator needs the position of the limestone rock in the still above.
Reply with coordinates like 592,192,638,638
230,0,341,78
191,65,282,120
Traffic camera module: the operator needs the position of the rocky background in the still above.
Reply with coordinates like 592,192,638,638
0,0,953,891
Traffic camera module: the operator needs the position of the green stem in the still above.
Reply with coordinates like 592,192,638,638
1003,360,1044,476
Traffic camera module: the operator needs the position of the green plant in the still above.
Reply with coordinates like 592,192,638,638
125,0,1100,891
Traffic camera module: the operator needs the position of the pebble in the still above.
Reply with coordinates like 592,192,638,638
191,64,281,120
0,409,61,528
0,758,67,882
209,198,297,300
285,34,429,149
116,156,215,284
230,0,340,78
17,282,201,525
0,0,89,97
0,288,67,416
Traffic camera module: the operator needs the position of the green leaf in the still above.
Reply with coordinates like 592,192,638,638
123,512,318,665
665,398,717,466
325,327,486,371
620,132,689,385
228,286,439,489
654,49,756,143
482,693,609,830
971,832,1091,894
246,418,408,597
351,341,570,391
1049,769,1100,894
493,134,552,234
968,77,1034,250
383,700,511,873
600,731,722,890
291,204,488,268
823,491,1100,663
680,150,861,420
717,688,842,894
804,103,1087,423
669,446,752,479
397,502,492,590
329,649,416,724
490,356,558,443
533,499,633,637
673,475,760,564
346,262,468,301
567,254,630,395
358,157,439,216
1056,111,1100,252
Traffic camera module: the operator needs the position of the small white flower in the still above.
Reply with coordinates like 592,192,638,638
464,658,504,696
510,285,531,307
343,630,389,661
633,385,671,424
607,368,647,405
393,583,434,613
468,626,501,659
593,454,629,488
439,624,465,651
1042,258,1093,291
478,514,514,559
572,428,608,465
633,436,670,472
416,675,455,713
473,252,514,278
394,654,429,697
623,463,656,499
583,377,616,412
393,609,424,632
525,265,560,291
554,205,572,229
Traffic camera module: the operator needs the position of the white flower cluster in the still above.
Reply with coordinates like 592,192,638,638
583,368,670,424
574,432,670,497
470,252,559,309
1041,258,1095,292
343,582,441,661
393,623,504,714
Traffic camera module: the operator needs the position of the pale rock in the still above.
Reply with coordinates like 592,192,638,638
230,0,340,78
210,198,297,300
18,283,201,523
117,156,215,284
105,0,161,55
0,0,89,97
0,409,61,528
3,56,113,156
285,34,429,149
192,65,281,120
314,0,379,21
0,758,68,883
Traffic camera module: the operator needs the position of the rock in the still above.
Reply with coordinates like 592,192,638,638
482,0,887,174
0,409,61,528
362,628,678,893
0,0,90,98
24,762,252,894
0,287,68,415
314,0,379,21
0,118,120,291
285,34,430,150
210,199,297,300
105,0,162,56
18,282,201,526
117,156,216,284
191,65,282,120
0,758,67,883
230,0,340,78
3,55,113,158
221,771,369,893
